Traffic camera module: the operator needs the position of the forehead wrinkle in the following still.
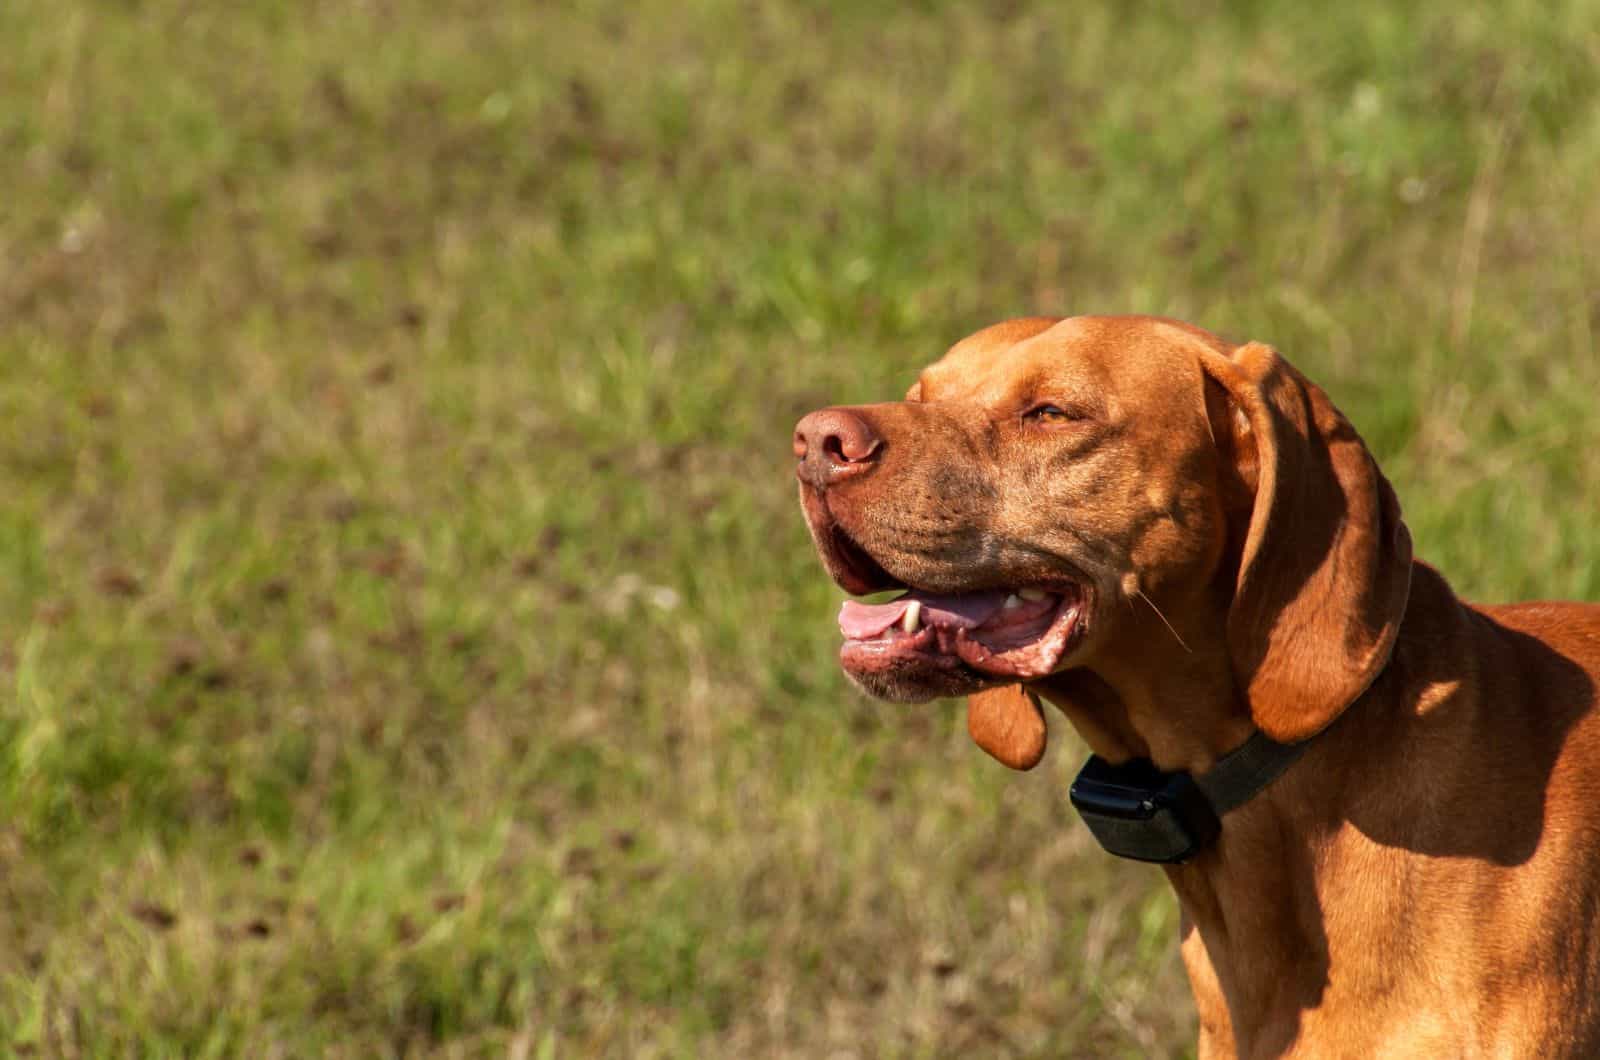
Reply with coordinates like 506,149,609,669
1006,364,1097,413
1041,316,1226,374
1011,337,1119,411
927,315,1204,404
921,342,1026,403
926,360,1058,410
934,344,1120,419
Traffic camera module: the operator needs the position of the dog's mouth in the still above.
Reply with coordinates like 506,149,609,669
802,495,1090,696
838,584,1086,685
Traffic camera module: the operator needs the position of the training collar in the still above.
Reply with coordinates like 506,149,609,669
1068,730,1309,864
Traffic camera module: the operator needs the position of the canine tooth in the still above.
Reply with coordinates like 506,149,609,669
901,600,923,633
1003,593,1023,609
1018,588,1048,602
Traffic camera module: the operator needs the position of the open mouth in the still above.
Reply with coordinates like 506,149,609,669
838,585,1087,684
799,485,1090,697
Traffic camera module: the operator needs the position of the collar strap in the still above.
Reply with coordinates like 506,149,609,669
1068,731,1308,864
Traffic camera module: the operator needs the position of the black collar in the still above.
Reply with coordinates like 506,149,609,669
1068,730,1309,863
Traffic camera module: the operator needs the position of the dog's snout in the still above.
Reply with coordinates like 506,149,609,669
794,408,882,489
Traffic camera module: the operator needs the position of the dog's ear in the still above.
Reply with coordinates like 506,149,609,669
967,685,1046,770
1199,342,1412,743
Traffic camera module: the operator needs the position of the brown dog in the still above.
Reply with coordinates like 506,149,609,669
794,316,1600,1058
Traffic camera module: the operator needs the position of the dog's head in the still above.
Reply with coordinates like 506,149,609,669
795,316,1411,768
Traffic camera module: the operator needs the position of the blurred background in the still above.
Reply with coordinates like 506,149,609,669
3,0,1599,1055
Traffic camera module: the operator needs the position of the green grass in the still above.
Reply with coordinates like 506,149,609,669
2,0,1599,1054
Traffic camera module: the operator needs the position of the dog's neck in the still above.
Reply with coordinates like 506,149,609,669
1033,566,1483,1055
1032,582,1257,776
1162,725,1363,1056
1036,659,1376,1056
1028,615,1315,1047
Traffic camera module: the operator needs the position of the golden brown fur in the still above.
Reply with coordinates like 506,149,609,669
794,316,1600,1057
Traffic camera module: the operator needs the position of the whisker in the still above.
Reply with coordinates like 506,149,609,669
1135,590,1191,653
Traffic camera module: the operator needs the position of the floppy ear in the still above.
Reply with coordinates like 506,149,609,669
967,685,1046,770
1199,342,1412,743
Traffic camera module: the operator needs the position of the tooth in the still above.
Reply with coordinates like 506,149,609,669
902,600,922,633
1018,588,1048,602
1003,593,1022,610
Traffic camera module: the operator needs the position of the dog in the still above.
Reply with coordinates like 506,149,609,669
793,315,1600,1057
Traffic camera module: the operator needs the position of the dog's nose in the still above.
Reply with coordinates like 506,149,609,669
793,408,882,489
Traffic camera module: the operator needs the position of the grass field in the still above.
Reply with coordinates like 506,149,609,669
3,0,1599,1055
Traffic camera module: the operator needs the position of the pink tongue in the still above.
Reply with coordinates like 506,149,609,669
838,590,1010,639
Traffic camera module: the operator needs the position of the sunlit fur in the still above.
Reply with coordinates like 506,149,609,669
797,315,1600,1058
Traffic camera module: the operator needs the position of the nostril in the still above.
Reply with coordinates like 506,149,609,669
794,408,881,485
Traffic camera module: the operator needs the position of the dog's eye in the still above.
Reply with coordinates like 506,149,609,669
1025,403,1085,425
